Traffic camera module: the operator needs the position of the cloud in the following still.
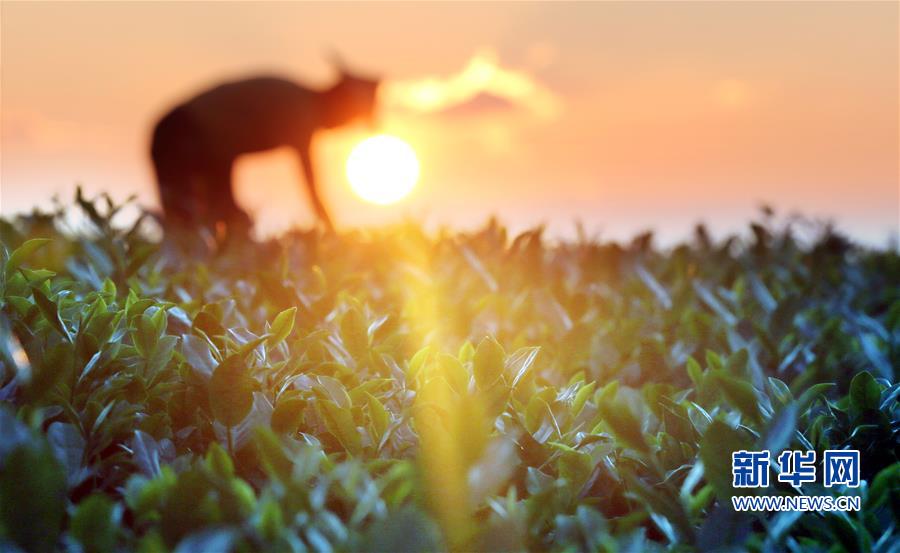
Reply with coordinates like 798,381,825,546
434,92,517,117
381,49,562,120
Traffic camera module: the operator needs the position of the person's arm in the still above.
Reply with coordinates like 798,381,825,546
297,144,335,232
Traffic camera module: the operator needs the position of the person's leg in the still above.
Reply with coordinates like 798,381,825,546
151,110,204,238
153,154,193,239
204,159,252,245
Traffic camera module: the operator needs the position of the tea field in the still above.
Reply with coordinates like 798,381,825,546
1,195,898,552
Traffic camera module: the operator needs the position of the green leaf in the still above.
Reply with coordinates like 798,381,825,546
699,420,751,500
363,507,442,553
268,307,296,346
761,403,797,454
572,381,596,418
31,286,72,342
341,306,369,358
204,443,234,479
147,335,178,374
257,498,284,541
705,350,724,372
407,346,433,384
5,238,51,278
866,463,899,510
686,357,703,387
458,341,475,364
133,312,159,358
209,355,255,427
709,370,762,425
46,422,87,487
366,392,391,441
849,370,882,411
315,375,352,409
26,342,73,403
101,278,117,299
435,352,469,395
192,310,225,339
18,267,55,286
0,443,67,552
473,336,505,389
150,305,168,335
507,346,540,388
181,334,217,377
70,493,120,553
158,469,218,546
318,399,362,454
555,445,594,489
270,397,306,435
726,348,749,375
767,377,793,405
131,431,166,479
252,428,292,481
5,295,34,317
524,395,553,436
124,467,176,518
233,334,270,359
796,382,836,410
621,467,693,543
596,392,649,454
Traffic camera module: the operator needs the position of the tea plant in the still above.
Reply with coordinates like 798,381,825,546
0,195,897,552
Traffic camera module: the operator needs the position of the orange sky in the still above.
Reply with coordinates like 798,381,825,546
2,2,897,243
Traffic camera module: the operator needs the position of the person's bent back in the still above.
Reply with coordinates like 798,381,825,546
150,66,379,244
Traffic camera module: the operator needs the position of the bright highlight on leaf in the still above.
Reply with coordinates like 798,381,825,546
346,134,419,205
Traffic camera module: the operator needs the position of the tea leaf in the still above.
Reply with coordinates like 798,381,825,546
31,287,72,342
341,306,369,359
473,336,505,389
70,493,120,553
268,307,296,347
849,370,882,411
0,442,67,552
270,396,306,435
5,238,51,278
209,355,254,427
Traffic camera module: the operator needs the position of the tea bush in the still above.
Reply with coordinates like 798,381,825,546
0,194,897,552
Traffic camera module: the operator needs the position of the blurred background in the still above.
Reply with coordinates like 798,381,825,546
2,1,897,244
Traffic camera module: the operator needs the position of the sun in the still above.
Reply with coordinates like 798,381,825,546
346,134,420,205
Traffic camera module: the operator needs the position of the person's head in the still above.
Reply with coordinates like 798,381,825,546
323,58,380,129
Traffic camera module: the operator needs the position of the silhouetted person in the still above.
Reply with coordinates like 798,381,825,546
150,63,378,242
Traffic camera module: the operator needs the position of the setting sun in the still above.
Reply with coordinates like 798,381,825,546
346,134,420,205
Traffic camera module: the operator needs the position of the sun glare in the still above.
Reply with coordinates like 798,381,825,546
346,135,420,205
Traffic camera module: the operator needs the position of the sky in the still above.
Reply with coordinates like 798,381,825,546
2,1,898,244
